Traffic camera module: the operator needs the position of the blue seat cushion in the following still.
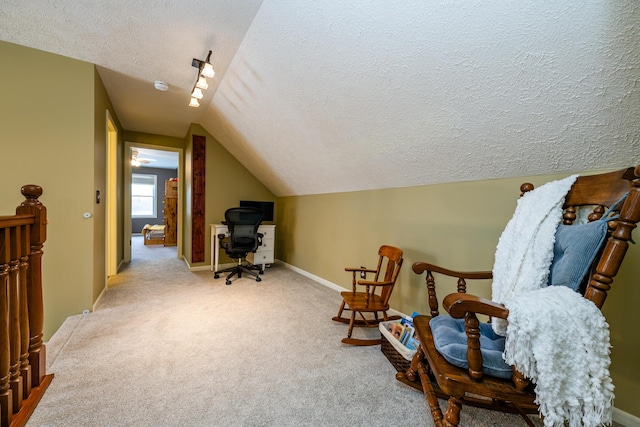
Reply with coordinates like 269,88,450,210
430,315,512,379
548,220,609,292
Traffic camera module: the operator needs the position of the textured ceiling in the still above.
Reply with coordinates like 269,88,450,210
2,1,639,197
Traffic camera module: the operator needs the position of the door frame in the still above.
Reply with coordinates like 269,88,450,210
106,110,118,283
123,141,183,262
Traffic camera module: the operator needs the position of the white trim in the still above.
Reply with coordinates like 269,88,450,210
93,286,107,312
615,407,640,427
105,110,118,283
278,260,346,292
278,261,408,318
182,257,217,272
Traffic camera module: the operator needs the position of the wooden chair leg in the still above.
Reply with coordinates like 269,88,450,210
347,311,356,338
443,397,463,427
417,360,445,427
336,300,346,318
396,346,423,390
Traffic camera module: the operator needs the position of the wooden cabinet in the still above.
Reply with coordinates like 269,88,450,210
163,180,178,246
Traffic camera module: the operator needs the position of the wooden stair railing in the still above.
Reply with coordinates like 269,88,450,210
0,185,53,427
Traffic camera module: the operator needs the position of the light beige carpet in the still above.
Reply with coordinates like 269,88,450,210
27,239,550,426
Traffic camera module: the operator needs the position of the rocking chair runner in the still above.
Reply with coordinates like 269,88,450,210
396,165,640,427
332,245,404,346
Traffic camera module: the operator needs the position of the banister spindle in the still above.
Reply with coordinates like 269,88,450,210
0,228,13,425
19,224,32,399
8,227,23,412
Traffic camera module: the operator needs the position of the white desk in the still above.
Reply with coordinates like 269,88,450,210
210,224,275,273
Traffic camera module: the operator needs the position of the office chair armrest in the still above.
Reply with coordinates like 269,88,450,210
257,232,264,246
442,293,508,320
217,233,229,250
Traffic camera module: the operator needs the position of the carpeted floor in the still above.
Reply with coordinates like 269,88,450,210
27,238,552,426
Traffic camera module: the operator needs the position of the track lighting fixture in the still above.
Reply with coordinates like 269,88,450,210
189,50,215,107
191,87,204,99
196,76,208,90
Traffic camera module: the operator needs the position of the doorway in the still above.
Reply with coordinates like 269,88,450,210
123,142,183,263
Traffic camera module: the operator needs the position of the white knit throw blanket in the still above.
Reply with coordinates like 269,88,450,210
491,174,578,335
491,175,614,427
503,286,614,427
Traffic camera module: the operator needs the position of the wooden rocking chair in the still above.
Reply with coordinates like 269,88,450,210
332,245,404,346
396,165,640,426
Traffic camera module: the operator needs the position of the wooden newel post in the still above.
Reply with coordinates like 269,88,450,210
15,185,47,388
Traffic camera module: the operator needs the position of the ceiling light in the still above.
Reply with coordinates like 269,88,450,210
196,76,208,90
191,87,204,99
189,50,215,107
131,149,141,167
201,63,215,78
154,80,169,92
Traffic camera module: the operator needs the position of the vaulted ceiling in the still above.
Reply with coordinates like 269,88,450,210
2,1,638,196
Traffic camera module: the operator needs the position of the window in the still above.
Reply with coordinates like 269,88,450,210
132,174,157,218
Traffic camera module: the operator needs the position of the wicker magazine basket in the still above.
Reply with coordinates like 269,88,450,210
379,320,417,372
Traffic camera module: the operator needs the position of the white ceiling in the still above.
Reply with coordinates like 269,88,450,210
1,1,638,197
132,148,179,170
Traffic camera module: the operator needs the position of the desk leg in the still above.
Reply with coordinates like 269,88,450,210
214,242,219,273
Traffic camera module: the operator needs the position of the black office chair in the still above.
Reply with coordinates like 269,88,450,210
214,207,264,285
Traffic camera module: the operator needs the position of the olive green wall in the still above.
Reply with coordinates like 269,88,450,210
123,131,185,149
0,41,120,340
276,170,640,417
184,124,276,267
94,67,124,303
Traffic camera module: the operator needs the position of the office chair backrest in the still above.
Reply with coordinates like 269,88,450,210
224,207,263,253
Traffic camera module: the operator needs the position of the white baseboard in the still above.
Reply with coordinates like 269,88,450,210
189,264,213,272
92,286,108,312
280,261,638,425
278,261,408,319
278,260,346,293
182,257,213,271
615,407,640,427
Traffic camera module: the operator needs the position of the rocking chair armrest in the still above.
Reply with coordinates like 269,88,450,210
443,293,508,319
356,279,394,287
345,267,377,273
412,262,493,280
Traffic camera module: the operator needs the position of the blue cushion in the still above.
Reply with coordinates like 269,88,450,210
430,315,512,379
548,220,608,291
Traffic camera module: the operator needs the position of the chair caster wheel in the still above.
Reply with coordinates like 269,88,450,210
226,280,232,285
214,274,220,279
256,277,261,282
259,270,264,274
